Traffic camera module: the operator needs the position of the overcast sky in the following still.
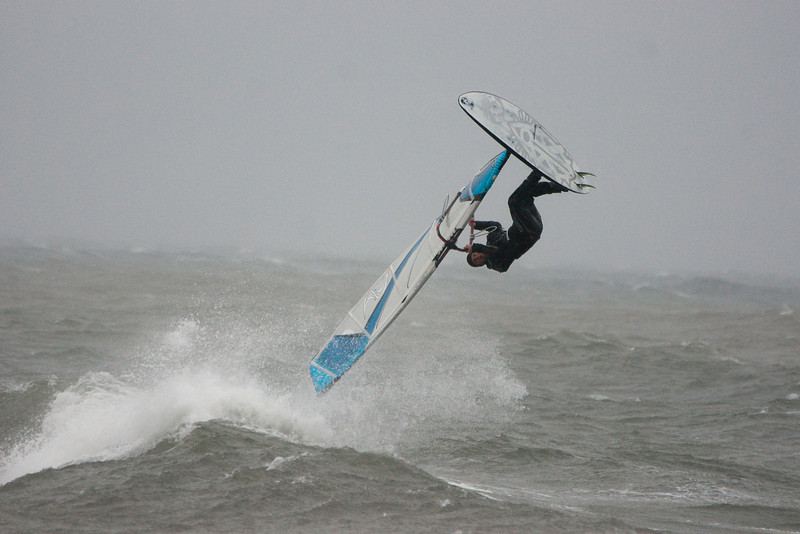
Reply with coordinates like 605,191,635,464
2,1,799,276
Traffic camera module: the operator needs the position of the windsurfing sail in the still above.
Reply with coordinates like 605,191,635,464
309,151,510,393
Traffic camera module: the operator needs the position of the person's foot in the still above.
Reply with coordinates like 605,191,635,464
524,169,545,184
530,180,568,197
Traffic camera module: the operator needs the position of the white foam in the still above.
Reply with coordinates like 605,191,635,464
1,316,526,485
445,480,502,501
0,370,327,485
0,379,34,393
265,453,307,471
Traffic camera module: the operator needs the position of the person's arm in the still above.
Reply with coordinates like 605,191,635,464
473,220,501,232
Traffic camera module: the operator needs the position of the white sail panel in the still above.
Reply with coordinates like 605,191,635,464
309,151,509,393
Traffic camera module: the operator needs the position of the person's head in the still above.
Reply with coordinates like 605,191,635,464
467,250,488,267
466,243,492,268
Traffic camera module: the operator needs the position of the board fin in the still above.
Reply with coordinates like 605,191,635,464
575,171,596,191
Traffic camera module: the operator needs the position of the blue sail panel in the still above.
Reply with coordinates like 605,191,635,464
310,333,369,392
309,365,335,393
460,151,509,201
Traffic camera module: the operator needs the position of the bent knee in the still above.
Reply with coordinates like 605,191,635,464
508,192,527,210
527,226,542,244
525,218,543,241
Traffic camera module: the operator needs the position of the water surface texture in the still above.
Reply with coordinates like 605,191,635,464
1,246,799,533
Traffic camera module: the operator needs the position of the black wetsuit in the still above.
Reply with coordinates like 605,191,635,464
474,170,565,273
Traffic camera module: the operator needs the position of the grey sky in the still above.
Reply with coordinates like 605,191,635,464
2,1,799,276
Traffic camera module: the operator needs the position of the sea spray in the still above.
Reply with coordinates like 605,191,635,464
0,368,331,485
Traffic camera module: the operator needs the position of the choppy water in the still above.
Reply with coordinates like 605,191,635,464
1,245,799,533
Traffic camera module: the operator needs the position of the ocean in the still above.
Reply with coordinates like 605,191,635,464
1,245,798,533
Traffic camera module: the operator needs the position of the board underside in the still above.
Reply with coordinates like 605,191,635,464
459,91,591,193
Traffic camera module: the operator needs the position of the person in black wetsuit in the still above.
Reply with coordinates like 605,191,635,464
466,169,566,272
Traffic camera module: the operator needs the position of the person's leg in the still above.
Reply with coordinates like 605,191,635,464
508,180,543,244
